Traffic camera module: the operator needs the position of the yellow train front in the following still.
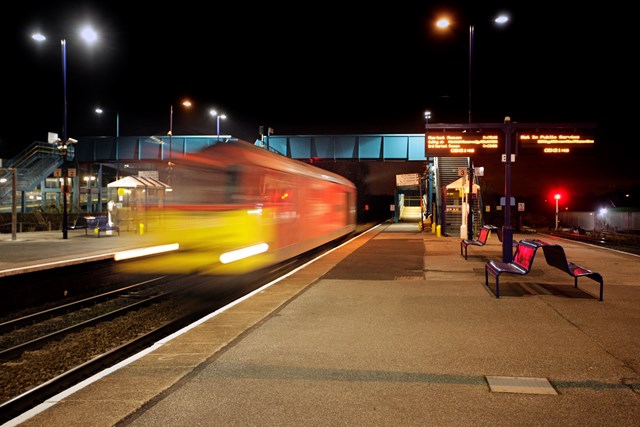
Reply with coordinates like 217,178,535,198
115,140,357,276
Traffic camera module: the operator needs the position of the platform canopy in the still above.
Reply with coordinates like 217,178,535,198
107,175,171,189
446,177,479,193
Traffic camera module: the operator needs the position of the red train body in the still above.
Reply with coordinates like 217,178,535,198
115,140,357,275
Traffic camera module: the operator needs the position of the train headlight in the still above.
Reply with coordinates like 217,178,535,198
219,243,269,264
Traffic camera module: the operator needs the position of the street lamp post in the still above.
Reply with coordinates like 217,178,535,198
61,38,69,239
33,27,97,239
95,108,120,138
554,193,561,230
168,100,192,183
464,15,509,123
209,110,227,140
468,24,474,124
423,111,432,230
169,104,174,169
436,12,509,239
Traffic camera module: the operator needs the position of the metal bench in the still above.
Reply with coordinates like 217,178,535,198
67,216,89,235
86,215,120,237
461,225,495,259
536,241,604,301
485,239,543,298
492,226,518,247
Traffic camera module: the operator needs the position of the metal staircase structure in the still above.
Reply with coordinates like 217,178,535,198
1,141,70,210
433,157,482,237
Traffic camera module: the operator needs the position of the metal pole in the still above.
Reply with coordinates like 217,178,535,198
62,39,67,144
502,117,513,262
10,168,17,241
424,112,431,223
169,105,173,164
168,105,173,185
423,111,431,229
468,159,474,239
115,111,120,179
555,197,559,230
61,38,68,239
216,116,220,140
468,24,474,124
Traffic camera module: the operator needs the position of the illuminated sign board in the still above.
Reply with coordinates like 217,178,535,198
396,173,420,187
426,132,501,155
518,132,595,154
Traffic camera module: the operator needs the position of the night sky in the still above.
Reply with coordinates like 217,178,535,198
1,1,635,206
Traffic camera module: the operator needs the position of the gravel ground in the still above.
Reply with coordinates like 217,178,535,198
0,298,187,405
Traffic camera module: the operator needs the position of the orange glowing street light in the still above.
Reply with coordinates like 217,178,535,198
168,99,192,182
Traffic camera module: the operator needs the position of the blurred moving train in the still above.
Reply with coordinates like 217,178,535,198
115,140,357,275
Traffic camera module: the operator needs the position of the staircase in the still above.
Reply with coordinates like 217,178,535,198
399,205,422,222
434,157,482,237
1,141,70,207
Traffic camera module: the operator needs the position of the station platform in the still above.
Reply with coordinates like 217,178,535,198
2,223,640,426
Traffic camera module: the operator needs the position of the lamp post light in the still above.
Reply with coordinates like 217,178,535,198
95,107,120,138
33,26,98,239
554,193,561,230
209,110,227,141
435,13,509,123
435,12,508,239
168,100,192,182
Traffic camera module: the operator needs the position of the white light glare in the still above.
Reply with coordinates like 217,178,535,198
219,243,269,264
436,18,450,28
80,26,98,43
114,243,180,261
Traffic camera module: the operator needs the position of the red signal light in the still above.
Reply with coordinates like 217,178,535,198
549,189,567,205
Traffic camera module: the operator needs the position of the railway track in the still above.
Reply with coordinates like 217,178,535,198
0,275,206,422
0,276,179,360
0,229,366,424
0,297,208,423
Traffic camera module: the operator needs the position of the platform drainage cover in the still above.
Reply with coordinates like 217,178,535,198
486,376,557,395
394,276,424,280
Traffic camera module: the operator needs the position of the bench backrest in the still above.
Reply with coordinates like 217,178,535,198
513,241,538,272
541,245,570,273
477,227,490,243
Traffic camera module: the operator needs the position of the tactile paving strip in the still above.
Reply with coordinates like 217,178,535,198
486,376,557,395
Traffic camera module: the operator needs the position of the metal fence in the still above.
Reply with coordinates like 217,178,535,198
559,210,640,232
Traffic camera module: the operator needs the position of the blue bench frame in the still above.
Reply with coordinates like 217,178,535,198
485,239,604,300
460,226,492,260
485,239,542,298
67,216,89,235
537,241,604,301
86,215,120,237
